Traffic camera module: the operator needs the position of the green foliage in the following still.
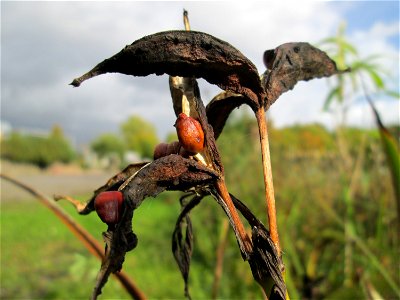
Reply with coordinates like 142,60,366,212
320,22,398,111
1,125,75,168
90,133,125,160
120,116,159,158
217,113,398,299
3,114,399,299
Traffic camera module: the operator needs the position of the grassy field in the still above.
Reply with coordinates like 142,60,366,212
1,119,399,299
1,189,263,299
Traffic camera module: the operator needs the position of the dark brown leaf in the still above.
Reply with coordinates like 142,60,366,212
230,194,286,300
206,91,247,140
249,226,286,300
90,155,217,299
122,155,218,208
172,193,203,300
262,42,350,108
71,30,263,108
75,162,150,215
91,195,137,300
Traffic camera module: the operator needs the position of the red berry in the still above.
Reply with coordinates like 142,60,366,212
94,191,124,225
174,113,204,154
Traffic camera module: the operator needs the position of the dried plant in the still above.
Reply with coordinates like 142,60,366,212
58,10,347,300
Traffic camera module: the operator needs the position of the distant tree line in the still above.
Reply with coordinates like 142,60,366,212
2,115,398,170
1,125,75,168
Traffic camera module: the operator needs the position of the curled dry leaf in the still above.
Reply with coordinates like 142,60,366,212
208,189,286,299
71,30,263,110
230,194,286,300
262,42,350,108
70,155,218,300
55,162,150,215
170,188,286,300
206,91,247,140
172,193,204,300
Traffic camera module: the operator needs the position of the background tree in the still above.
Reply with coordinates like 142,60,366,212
1,125,75,168
120,115,159,159
91,133,126,161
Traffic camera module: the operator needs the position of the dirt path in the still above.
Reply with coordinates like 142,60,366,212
1,161,116,202
1,173,115,202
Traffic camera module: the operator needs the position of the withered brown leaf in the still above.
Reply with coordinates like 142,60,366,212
262,42,349,108
71,30,263,109
229,194,286,300
206,91,247,140
89,155,217,299
172,193,203,300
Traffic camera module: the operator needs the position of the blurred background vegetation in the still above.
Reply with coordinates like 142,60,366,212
1,25,399,299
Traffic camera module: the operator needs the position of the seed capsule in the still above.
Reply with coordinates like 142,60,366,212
174,113,204,154
94,191,124,225
153,141,182,160
153,142,169,160
167,141,181,155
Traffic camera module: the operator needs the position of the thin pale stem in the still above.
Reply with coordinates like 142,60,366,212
255,108,281,256
181,9,252,256
183,10,191,31
1,173,147,300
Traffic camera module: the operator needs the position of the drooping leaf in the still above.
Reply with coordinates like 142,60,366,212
122,155,218,208
206,91,247,139
89,155,218,299
208,187,286,299
323,85,341,111
351,60,385,89
368,99,400,218
229,193,286,300
91,192,138,300
172,193,203,300
319,36,358,56
262,42,349,107
55,162,150,215
71,30,263,109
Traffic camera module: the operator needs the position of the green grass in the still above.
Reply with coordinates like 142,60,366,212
2,119,399,299
1,198,126,299
1,192,263,299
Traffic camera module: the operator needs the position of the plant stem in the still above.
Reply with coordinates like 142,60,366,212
215,179,253,255
183,9,191,31
315,191,400,298
1,173,147,300
179,10,252,255
211,219,230,299
255,107,281,256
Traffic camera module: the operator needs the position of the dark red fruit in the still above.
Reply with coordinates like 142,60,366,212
153,142,169,160
94,191,124,225
153,141,182,160
167,141,181,155
174,113,204,154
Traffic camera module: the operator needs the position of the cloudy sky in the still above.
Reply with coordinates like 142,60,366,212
2,1,399,147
